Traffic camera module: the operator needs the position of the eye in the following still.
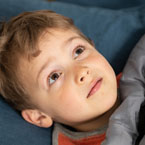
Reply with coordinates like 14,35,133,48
48,72,62,85
74,45,85,59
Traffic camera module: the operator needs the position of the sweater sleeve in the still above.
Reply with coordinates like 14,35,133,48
102,34,145,145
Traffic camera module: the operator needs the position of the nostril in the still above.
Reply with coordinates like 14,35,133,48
87,70,89,74
80,77,84,82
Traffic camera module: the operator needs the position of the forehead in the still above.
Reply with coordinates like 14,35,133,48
38,28,81,49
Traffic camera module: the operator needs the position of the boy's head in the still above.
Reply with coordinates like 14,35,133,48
0,10,117,131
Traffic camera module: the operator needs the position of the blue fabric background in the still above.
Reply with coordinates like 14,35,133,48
0,0,145,145
55,0,145,9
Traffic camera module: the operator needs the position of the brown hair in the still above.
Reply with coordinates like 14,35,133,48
0,10,91,111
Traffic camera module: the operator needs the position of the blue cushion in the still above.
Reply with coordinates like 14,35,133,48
0,97,52,145
54,0,145,9
0,0,145,145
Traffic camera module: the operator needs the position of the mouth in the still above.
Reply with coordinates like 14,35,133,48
87,78,103,98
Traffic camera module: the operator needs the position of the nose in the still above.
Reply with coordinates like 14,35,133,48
75,66,91,84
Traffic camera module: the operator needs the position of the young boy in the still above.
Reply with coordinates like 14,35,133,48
0,10,120,145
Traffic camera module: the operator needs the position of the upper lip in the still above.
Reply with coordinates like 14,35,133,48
87,77,103,98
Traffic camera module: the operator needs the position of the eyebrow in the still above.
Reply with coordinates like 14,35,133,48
36,36,81,81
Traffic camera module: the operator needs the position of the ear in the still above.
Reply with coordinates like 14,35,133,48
21,109,53,128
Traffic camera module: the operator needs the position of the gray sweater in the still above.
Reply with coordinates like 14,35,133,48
103,34,145,145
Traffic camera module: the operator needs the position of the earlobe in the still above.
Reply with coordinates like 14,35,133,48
21,109,53,128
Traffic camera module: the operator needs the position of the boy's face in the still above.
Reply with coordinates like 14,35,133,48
20,28,117,130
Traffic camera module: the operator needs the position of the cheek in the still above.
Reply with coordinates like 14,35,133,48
89,53,115,78
59,89,82,112
53,86,88,122
96,54,116,79
97,54,112,70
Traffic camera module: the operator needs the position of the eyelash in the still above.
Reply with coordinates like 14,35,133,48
48,45,86,86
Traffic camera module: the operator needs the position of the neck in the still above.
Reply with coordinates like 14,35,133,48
73,97,120,132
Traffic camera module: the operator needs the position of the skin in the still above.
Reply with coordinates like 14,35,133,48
20,28,118,132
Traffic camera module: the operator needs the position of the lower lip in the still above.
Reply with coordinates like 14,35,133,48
87,78,103,98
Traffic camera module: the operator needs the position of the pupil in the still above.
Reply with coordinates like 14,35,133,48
76,48,83,54
52,73,59,80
